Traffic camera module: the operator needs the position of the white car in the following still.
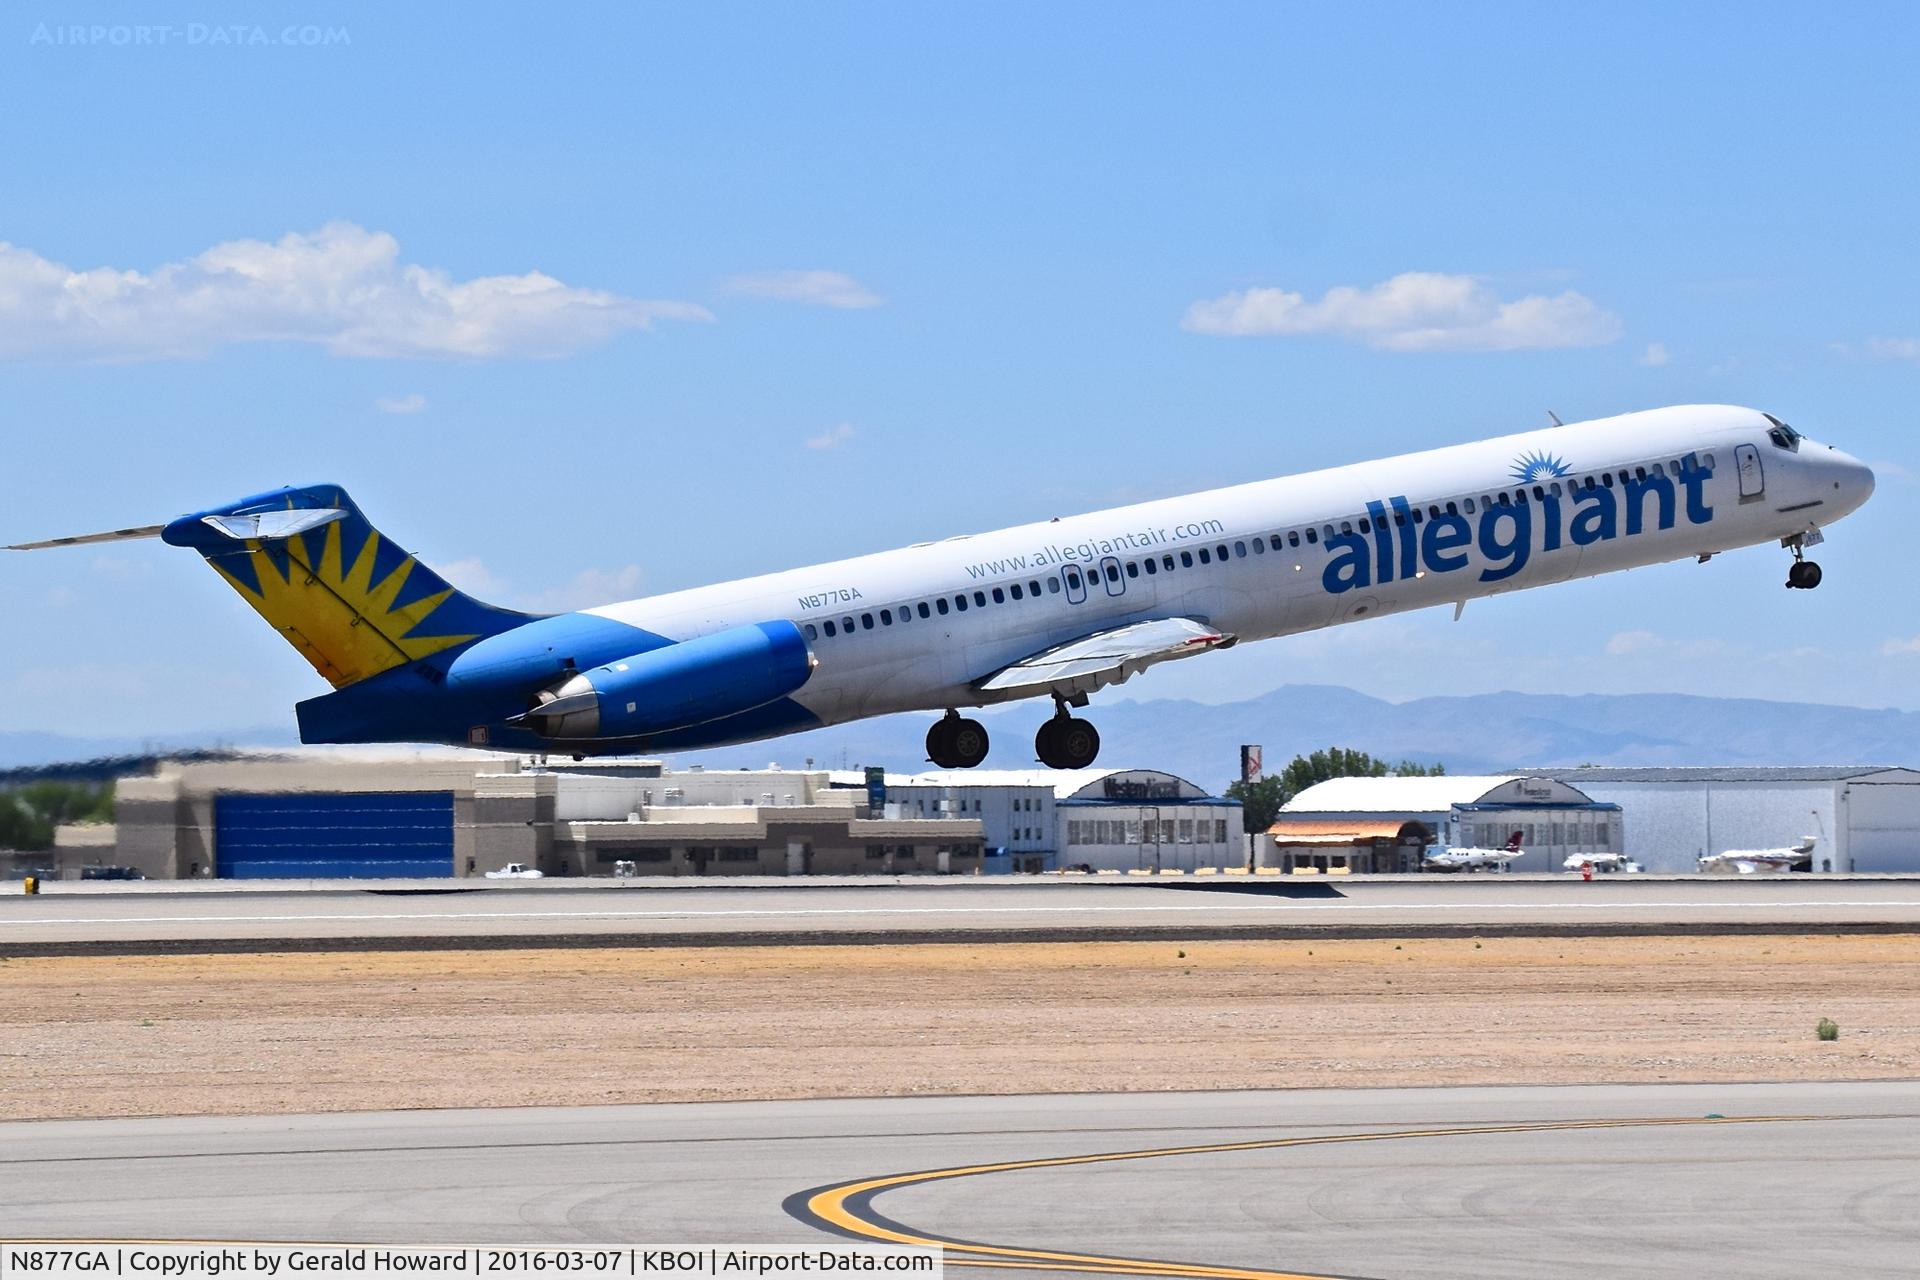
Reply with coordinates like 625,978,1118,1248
484,862,545,879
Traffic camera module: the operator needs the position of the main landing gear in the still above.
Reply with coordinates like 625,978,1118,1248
1785,535,1823,590
926,710,989,769
1035,696,1100,770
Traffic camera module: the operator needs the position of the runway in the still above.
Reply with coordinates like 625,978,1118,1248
5,1083,1916,1278
6,876,1920,952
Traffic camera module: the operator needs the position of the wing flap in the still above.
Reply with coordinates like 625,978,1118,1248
976,616,1235,698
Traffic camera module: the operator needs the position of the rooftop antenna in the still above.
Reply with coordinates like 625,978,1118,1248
1547,410,1564,427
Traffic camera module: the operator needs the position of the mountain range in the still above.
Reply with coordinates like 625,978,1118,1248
7,686,1917,792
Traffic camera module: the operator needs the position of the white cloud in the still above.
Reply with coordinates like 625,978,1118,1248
1868,460,1914,484
0,222,712,361
806,422,857,451
528,565,645,613
422,557,643,614
1603,629,1732,660
1639,342,1670,367
1880,636,1920,656
723,269,882,309
1181,271,1621,351
375,392,427,414
1863,337,1920,363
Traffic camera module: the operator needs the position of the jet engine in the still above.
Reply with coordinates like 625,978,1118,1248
521,620,814,740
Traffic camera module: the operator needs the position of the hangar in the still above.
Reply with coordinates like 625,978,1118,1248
1549,766,1920,873
1274,775,1623,874
99,754,985,880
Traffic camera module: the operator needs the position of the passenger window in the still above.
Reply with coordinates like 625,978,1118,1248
1197,548,1211,564
918,602,931,619
1065,568,1081,589
879,609,892,625
1603,473,1614,488
1162,554,1175,571
804,623,818,641
1464,498,1476,513
861,613,874,630
843,616,855,632
1048,577,1061,593
1125,561,1139,577
1144,558,1158,575
974,590,986,607
935,598,949,615
1216,544,1229,560
1180,551,1194,568
1269,534,1284,551
1010,582,1024,599
991,587,1004,604
1234,541,1246,557
955,595,968,611
1306,528,1318,544
1288,531,1299,548
823,620,837,637
1357,517,1370,533
1252,538,1265,554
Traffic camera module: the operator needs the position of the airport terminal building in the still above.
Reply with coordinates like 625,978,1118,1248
29,754,1238,880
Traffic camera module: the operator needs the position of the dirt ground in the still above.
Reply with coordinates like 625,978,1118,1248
2,935,1917,1120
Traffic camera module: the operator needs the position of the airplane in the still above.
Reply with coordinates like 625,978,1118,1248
1424,830,1524,872
1699,837,1816,874
1564,852,1645,874
6,404,1875,769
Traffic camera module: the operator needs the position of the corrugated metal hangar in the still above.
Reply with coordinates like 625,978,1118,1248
1276,767,1920,873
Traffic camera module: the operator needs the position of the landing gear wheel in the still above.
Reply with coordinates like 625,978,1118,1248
1787,559,1823,589
927,713,989,768
1035,715,1100,769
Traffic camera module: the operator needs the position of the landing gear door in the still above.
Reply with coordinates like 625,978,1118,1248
1736,443,1764,499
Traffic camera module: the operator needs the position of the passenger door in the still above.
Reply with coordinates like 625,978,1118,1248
1736,443,1765,499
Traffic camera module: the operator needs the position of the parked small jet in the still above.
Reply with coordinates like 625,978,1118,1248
1699,837,1816,874
8,405,1874,768
1424,830,1524,872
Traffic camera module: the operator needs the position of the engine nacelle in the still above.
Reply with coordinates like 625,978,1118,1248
522,620,814,740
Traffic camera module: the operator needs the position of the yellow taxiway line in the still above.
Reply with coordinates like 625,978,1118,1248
791,1114,1824,1279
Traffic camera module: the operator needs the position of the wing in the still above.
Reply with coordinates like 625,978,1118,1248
975,617,1236,700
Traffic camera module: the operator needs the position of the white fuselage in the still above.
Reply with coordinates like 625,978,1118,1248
584,405,1873,735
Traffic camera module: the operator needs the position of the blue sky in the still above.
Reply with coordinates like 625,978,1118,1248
4,2,1920,739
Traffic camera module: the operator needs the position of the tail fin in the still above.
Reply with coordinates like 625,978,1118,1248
161,484,531,688
1506,831,1524,851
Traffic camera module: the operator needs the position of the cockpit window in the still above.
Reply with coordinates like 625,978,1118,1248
1763,413,1802,451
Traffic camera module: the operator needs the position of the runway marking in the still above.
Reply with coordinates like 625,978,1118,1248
788,1114,1823,1279
7,901,1920,929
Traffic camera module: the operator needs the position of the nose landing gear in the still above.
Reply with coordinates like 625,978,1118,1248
1783,530,1824,589
1035,698,1101,769
926,710,989,769
1787,559,1823,589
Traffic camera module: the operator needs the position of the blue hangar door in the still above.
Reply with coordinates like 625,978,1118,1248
215,792,455,879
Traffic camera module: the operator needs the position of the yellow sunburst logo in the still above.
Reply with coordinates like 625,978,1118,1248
211,519,476,687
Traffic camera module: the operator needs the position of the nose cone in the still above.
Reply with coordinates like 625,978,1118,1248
1825,446,1876,517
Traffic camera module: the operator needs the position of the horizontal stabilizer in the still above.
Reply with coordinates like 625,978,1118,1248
6,524,164,551
201,508,347,542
